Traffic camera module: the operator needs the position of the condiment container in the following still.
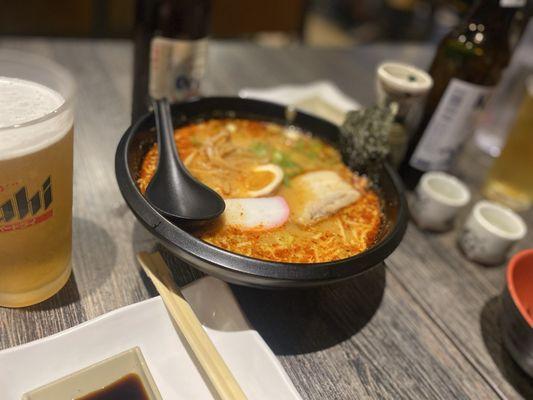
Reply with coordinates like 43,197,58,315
22,347,162,400
375,61,433,166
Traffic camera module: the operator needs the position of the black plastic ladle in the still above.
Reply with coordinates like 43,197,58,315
145,98,225,224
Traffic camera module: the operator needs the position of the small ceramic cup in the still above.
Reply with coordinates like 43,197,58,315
410,171,471,231
376,62,433,166
376,61,433,104
501,249,533,377
458,200,527,265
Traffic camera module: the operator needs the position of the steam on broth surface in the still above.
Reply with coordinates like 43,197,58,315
138,119,382,263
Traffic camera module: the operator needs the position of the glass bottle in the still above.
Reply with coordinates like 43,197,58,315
483,75,533,211
131,0,211,121
399,0,525,189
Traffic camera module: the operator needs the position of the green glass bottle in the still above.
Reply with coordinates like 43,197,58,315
399,0,526,189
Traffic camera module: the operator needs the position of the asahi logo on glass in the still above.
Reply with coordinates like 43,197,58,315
0,176,53,232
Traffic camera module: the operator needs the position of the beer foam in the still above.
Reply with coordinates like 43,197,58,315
0,77,72,160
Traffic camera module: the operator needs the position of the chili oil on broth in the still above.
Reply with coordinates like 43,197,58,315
138,118,382,263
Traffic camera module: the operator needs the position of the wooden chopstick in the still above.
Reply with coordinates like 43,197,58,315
137,251,248,400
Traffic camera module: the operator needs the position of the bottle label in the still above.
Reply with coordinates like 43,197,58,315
500,0,526,7
149,36,207,102
410,78,492,171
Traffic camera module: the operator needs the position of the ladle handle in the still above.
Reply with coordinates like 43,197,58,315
152,98,186,173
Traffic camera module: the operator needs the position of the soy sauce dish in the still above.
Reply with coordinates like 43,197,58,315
115,97,407,288
22,348,162,400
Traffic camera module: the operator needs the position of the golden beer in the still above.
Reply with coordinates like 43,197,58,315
0,52,75,307
483,77,533,211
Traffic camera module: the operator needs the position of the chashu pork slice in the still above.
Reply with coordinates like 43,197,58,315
283,170,361,226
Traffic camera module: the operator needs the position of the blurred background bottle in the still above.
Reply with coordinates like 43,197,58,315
483,75,533,211
474,19,533,157
131,0,211,121
399,0,526,189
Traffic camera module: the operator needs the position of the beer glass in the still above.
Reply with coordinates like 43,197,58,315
483,76,533,211
0,51,75,307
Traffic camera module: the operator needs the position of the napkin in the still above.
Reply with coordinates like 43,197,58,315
239,81,360,126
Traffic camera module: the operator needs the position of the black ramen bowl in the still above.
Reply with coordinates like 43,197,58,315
115,97,407,288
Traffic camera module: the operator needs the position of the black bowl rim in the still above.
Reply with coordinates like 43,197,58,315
115,96,408,282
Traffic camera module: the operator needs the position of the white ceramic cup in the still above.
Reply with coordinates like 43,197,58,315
376,62,433,166
376,61,433,102
410,171,471,231
458,200,527,265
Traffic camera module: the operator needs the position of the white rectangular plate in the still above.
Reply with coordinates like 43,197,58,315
0,277,301,400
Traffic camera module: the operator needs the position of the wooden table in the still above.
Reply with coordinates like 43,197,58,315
1,39,532,399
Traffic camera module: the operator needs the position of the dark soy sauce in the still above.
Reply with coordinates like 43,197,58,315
76,373,149,400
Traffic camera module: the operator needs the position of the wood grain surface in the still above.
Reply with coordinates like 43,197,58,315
0,39,531,399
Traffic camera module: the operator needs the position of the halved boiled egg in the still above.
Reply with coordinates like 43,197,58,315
247,164,284,197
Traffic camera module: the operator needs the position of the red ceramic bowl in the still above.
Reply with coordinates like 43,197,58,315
507,250,533,327
502,249,533,376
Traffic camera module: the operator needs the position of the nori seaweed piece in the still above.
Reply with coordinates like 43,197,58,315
339,106,395,177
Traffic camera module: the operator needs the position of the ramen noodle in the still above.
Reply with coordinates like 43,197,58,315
138,119,382,263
